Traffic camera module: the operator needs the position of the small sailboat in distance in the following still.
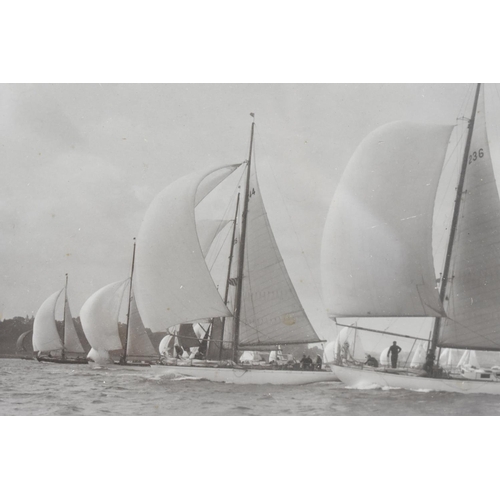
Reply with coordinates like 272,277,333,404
321,83,500,394
80,239,157,366
33,274,88,364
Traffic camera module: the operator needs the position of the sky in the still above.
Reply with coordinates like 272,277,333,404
3,82,500,344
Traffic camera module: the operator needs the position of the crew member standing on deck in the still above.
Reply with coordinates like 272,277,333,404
387,341,402,369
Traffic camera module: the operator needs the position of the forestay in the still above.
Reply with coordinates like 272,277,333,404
438,89,500,351
135,165,238,332
33,289,64,353
238,166,320,347
80,279,129,352
321,121,453,318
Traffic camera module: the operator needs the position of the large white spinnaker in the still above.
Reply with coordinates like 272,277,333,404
135,164,239,332
33,289,64,353
321,121,454,318
80,279,129,355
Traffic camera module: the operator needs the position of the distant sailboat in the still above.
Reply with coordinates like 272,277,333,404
321,83,500,394
33,274,87,364
80,240,157,366
16,330,33,360
137,118,337,384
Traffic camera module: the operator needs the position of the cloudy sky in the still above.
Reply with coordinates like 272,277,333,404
3,83,500,342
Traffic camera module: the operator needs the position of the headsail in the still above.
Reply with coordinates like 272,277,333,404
134,164,238,332
437,88,500,351
32,289,64,353
321,121,453,318
63,299,85,354
126,295,157,358
80,279,129,353
237,164,321,347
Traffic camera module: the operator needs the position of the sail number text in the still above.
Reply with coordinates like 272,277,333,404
469,149,484,164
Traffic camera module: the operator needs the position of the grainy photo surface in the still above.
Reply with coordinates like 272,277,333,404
2,83,500,415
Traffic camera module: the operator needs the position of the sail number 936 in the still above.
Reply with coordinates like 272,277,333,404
469,149,484,164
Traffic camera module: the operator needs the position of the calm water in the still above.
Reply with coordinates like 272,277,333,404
1,358,500,415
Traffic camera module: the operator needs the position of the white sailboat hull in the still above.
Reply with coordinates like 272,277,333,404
151,365,339,385
332,364,500,395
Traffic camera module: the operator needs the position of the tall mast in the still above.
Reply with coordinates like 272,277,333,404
123,237,137,364
219,192,241,360
429,83,482,369
62,273,68,360
232,117,255,362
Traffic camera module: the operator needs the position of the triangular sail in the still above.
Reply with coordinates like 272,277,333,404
80,279,129,353
126,295,157,358
134,164,238,332
238,165,320,347
321,121,454,318
32,289,64,353
438,88,500,351
63,299,85,354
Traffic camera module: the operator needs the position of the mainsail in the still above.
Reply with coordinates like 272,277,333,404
238,162,321,347
321,121,454,318
134,164,238,332
437,88,500,351
32,289,64,353
80,279,129,353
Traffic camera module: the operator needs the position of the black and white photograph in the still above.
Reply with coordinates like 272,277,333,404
4,81,500,416
1,3,499,499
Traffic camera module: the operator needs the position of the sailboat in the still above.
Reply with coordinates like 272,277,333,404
138,118,338,384
80,240,158,366
16,330,34,360
32,274,88,364
321,83,500,394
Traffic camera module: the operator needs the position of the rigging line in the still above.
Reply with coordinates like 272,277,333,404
335,322,431,342
241,141,259,344
433,116,470,261
439,316,500,349
254,127,324,315
204,167,246,273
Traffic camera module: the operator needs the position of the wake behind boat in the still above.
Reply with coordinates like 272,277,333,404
135,116,337,385
321,83,500,395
